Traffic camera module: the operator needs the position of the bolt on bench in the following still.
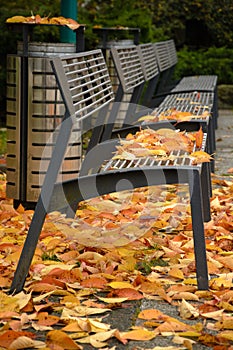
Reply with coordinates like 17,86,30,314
10,49,211,293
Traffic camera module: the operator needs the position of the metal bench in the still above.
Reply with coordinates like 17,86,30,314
153,40,218,127
109,44,216,168
10,49,210,293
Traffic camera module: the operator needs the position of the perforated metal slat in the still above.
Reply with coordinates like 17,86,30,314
101,134,206,173
111,46,145,92
166,39,178,67
137,43,159,80
150,103,211,118
172,75,218,92
160,91,214,109
58,51,114,122
153,41,171,72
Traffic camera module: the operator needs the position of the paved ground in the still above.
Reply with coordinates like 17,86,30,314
1,109,232,349
83,108,233,349
215,109,233,175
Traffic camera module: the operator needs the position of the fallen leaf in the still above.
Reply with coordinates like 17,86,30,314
46,330,81,349
121,328,156,341
178,299,199,319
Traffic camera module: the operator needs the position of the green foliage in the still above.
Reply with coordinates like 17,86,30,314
0,0,233,124
174,47,233,84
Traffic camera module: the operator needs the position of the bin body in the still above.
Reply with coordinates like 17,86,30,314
6,43,82,203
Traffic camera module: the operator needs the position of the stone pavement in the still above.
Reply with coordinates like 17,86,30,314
215,109,233,175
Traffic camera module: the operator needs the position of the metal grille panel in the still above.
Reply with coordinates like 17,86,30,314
58,50,114,122
160,91,214,109
153,41,170,72
110,46,145,92
138,43,159,80
101,133,206,173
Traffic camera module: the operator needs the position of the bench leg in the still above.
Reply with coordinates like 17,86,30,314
189,169,209,290
10,198,47,293
201,162,212,222
10,114,74,293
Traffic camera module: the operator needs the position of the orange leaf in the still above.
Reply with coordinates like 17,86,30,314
80,276,107,289
195,127,204,148
37,312,60,326
121,328,156,341
0,331,34,349
138,309,164,320
108,288,143,300
46,330,81,349
29,282,58,293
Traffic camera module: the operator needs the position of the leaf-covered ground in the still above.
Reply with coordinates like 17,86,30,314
0,170,233,349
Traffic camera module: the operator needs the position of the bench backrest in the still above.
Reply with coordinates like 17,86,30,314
50,49,114,124
138,43,160,107
153,40,178,94
138,43,159,81
110,45,145,94
108,45,146,130
153,40,171,72
166,39,178,67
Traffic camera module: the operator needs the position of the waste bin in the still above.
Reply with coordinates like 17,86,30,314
6,42,82,205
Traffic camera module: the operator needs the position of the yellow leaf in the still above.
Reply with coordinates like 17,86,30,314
200,309,225,320
121,328,156,341
218,330,233,341
209,276,233,290
172,292,199,301
14,292,32,310
46,330,81,349
97,296,128,303
0,291,19,312
108,281,135,289
77,329,117,346
88,319,110,332
177,331,201,338
168,267,184,280
138,115,156,121
178,299,199,319
215,317,233,330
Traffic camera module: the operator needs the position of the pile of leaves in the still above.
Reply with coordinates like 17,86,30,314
138,109,210,123
6,14,80,30
112,127,212,164
0,170,233,349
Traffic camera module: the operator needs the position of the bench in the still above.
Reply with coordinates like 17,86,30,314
153,40,218,127
10,49,210,293
108,44,216,172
